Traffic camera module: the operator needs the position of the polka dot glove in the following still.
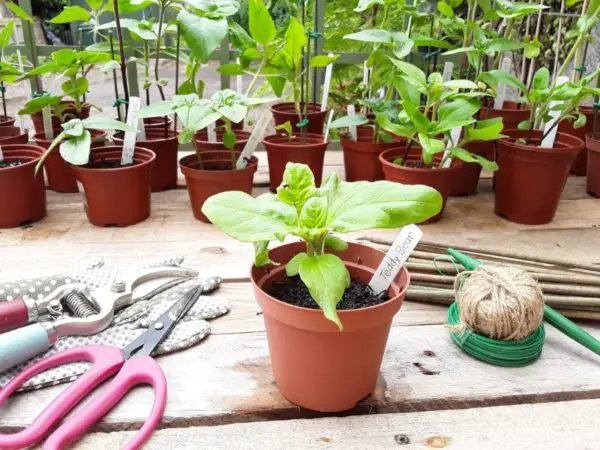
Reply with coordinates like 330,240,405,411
0,256,229,391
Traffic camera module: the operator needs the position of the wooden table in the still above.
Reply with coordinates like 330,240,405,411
1,152,600,449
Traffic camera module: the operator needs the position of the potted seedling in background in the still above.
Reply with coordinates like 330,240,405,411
0,18,24,127
34,116,151,227
0,58,29,146
202,162,442,412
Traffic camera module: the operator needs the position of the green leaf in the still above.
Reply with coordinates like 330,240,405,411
223,129,236,149
18,95,62,115
389,58,426,88
517,120,532,130
532,67,550,91
449,147,499,171
402,99,430,133
25,61,61,77
178,10,227,62
101,60,121,73
135,100,175,118
478,70,526,93
49,6,91,23
298,254,350,330
277,163,317,213
309,54,339,68
464,118,505,142
183,0,240,17
229,21,254,51
61,77,88,98
249,0,276,46
286,252,308,276
486,38,525,53
60,130,92,165
419,133,446,160
437,98,480,128
324,235,348,251
217,63,245,76
299,197,328,229
62,119,84,137
201,191,297,242
442,79,479,90
328,114,369,129
254,241,275,267
82,117,136,132
275,120,293,138
344,29,392,44
574,112,587,129
6,2,33,22
391,32,414,59
282,17,306,69
0,20,15,49
326,181,444,232
437,1,455,17
411,35,455,49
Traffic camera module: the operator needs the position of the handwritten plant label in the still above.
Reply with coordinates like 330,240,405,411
207,121,217,142
16,50,26,134
236,57,243,94
122,96,143,166
493,57,512,110
368,224,423,294
347,105,358,141
236,111,271,169
0,145,3,162
541,76,569,148
320,53,334,112
442,61,453,82
323,109,334,142
42,106,53,140
441,62,459,168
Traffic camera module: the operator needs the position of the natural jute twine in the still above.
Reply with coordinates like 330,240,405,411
452,265,545,340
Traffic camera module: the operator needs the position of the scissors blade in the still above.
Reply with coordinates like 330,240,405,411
122,276,221,359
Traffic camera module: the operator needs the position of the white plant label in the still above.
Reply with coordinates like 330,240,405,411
320,54,334,111
441,62,459,168
378,87,386,99
122,96,142,166
541,76,569,148
16,50,26,134
368,224,423,294
42,106,53,140
236,57,243,94
207,121,217,142
236,111,270,169
0,145,3,162
442,61,454,82
363,60,372,98
347,105,358,141
493,57,512,110
323,109,334,142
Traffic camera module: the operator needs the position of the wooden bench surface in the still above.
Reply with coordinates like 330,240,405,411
1,151,600,448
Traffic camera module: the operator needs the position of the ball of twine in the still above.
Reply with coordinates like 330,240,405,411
452,265,545,341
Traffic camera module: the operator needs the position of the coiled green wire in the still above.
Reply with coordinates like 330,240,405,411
448,302,546,367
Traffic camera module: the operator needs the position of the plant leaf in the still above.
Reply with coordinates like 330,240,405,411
82,117,136,132
249,0,276,46
299,197,328,229
532,67,550,91
254,241,275,267
449,147,499,171
277,163,317,213
324,235,348,251
464,117,505,141
177,10,227,62
309,54,339,68
328,114,369,129
286,252,308,276
50,6,91,23
135,100,175,118
60,130,92,165
344,29,392,44
0,20,15,49
6,2,33,22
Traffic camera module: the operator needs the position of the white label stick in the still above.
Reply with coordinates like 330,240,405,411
441,62,459,168
320,53,334,112
442,61,454,82
493,57,512,110
42,107,53,140
541,76,569,148
323,109,334,142
347,105,358,141
236,112,270,169
368,225,423,294
236,57,243,94
122,96,142,165
0,145,3,162
207,121,217,142
16,50,26,134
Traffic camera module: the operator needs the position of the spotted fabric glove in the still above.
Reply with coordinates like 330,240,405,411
0,256,229,391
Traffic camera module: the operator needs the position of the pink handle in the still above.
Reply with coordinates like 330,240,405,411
0,345,124,450
44,356,167,450
0,299,29,333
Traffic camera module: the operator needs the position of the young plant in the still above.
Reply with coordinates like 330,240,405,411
34,117,135,171
275,121,295,142
202,162,443,329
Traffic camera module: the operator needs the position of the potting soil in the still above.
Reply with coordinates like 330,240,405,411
0,159,25,169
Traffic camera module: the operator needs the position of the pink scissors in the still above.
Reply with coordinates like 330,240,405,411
0,276,221,450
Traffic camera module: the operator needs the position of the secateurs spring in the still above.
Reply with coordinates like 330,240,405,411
0,265,199,374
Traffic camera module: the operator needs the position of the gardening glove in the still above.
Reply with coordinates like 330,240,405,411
0,257,229,391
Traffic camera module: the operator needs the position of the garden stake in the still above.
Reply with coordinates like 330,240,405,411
449,248,600,357
0,83,6,121
78,27,86,104
173,24,181,135
526,0,545,88
113,0,130,112
109,32,122,121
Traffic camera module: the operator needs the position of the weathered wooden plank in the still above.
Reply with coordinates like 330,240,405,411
77,399,600,449
3,323,600,432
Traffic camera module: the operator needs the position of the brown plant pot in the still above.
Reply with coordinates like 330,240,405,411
0,145,46,228
70,146,155,227
585,133,600,197
449,141,495,196
33,129,107,193
558,105,595,176
143,116,173,132
0,126,29,145
495,129,583,225
251,241,408,412
113,129,179,192
480,100,530,131
179,151,257,223
379,148,460,223
31,101,91,134
271,102,329,135
0,115,16,127
341,128,406,182
263,133,328,191
194,130,251,153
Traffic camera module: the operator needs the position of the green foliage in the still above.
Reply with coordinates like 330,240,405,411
202,163,443,329
275,120,294,141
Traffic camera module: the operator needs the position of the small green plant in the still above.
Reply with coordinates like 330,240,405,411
202,162,443,329
275,121,294,142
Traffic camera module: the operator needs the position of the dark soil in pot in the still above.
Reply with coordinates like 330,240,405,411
194,130,251,153
585,133,600,197
263,133,328,190
251,241,409,412
271,102,328,135
495,129,583,225
379,148,460,223
113,129,179,192
0,145,46,228
0,115,16,127
70,146,155,227
34,129,107,193
558,105,595,176
31,101,90,134
0,126,29,145
179,150,257,223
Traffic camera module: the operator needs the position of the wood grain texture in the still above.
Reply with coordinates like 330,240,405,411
76,399,600,449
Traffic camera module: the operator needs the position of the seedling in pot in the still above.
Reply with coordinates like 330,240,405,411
275,121,295,143
202,162,443,329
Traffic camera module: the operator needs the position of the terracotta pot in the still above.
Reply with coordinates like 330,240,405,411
251,241,408,412
194,130,251,153
179,151,257,223
263,133,328,190
0,115,16,127
70,146,155,227
585,133,600,197
271,102,329,135
113,129,179,192
33,129,107,193
143,116,173,132
341,128,406,181
449,141,495,196
480,101,530,131
0,126,29,145
558,105,595,176
495,129,583,225
379,148,459,223
31,101,90,134
0,145,46,228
